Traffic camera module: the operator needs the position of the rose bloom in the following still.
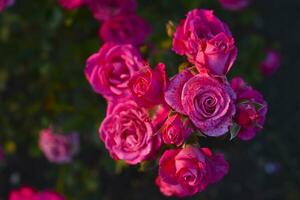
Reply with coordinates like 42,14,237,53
99,13,151,46
99,100,161,165
128,63,167,107
157,146,229,197
260,49,281,76
173,9,237,76
165,69,236,137
219,0,251,11
9,187,64,200
57,0,84,10
161,113,192,146
39,128,79,164
0,0,14,12
85,0,137,21
231,77,268,140
84,43,145,100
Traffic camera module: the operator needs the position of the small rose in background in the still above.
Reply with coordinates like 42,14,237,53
84,43,145,100
0,0,15,12
9,186,65,200
231,77,268,140
85,0,137,21
100,100,161,165
57,0,84,10
172,9,237,76
39,128,79,164
260,49,281,76
99,13,151,46
157,146,229,197
219,0,251,11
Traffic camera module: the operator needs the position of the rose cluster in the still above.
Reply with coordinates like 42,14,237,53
38,127,79,164
58,0,150,46
84,8,268,197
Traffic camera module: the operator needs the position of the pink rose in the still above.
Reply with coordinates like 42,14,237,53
38,128,79,164
260,50,281,76
99,100,161,164
165,69,236,136
84,43,145,100
57,0,84,10
161,113,192,146
9,187,65,200
85,0,137,21
157,146,229,197
128,63,167,107
0,0,15,12
231,77,268,140
99,13,151,46
219,0,251,11
173,9,237,76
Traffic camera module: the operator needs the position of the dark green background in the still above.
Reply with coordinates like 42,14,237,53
0,0,299,199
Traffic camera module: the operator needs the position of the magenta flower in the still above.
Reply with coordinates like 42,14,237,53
99,13,151,46
9,187,65,200
38,128,79,164
260,50,281,76
230,77,268,140
173,9,237,76
219,0,251,11
161,113,192,146
85,0,137,21
157,146,229,197
84,43,145,100
165,69,236,136
128,63,167,107
99,100,161,164
57,0,84,10
0,0,14,12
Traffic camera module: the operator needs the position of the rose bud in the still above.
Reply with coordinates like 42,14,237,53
85,0,137,21
172,9,237,76
84,43,145,100
165,69,236,137
128,63,167,107
99,13,151,46
259,49,281,76
231,77,268,140
57,0,84,10
157,146,229,197
161,113,192,146
38,128,79,164
0,0,14,12
219,0,251,11
99,100,161,165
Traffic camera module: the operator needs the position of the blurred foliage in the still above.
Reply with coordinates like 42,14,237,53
1,0,299,200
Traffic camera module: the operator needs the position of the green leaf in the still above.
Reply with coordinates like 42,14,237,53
115,160,128,174
230,123,241,140
138,160,157,172
178,62,189,72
